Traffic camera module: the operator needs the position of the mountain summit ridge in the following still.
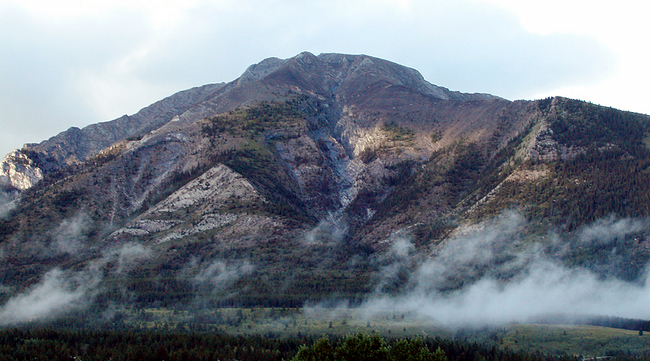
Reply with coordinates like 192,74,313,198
0,52,498,197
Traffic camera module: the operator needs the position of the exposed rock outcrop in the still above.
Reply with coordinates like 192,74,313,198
0,150,43,191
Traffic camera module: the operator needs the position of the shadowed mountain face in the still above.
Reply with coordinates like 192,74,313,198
2,52,650,316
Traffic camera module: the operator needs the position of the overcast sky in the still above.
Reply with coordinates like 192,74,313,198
1,0,647,157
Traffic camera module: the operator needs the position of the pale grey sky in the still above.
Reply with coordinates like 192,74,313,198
1,0,644,157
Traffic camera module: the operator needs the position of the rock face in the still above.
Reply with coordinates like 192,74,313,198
0,150,43,191
109,164,266,245
2,53,650,308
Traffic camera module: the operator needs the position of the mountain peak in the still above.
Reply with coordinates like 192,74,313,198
0,53,501,206
236,52,498,102
2,53,650,318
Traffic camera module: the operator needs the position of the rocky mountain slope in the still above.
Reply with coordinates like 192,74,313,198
2,52,650,315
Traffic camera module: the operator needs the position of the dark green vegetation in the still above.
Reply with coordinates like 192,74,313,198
381,121,416,142
4,325,650,361
477,98,650,226
291,332,449,361
0,328,301,361
203,99,307,137
1,327,616,361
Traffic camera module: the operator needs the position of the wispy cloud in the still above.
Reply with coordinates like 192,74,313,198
0,268,100,326
105,243,152,274
0,242,152,326
51,212,91,254
302,213,348,246
192,259,254,290
0,190,16,219
365,211,650,327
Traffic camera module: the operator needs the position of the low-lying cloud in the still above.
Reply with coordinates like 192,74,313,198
193,259,254,289
0,188,16,219
51,212,91,254
5,208,650,329
0,268,100,326
384,258,650,327
0,242,152,326
107,243,152,274
365,211,650,327
302,213,347,246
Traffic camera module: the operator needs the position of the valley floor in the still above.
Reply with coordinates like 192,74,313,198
9,306,649,360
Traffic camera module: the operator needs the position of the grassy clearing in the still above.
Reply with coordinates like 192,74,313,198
115,307,450,339
501,324,650,358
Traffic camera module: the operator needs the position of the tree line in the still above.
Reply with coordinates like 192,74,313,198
2,328,630,361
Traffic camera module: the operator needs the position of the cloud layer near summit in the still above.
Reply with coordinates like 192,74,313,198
1,0,644,156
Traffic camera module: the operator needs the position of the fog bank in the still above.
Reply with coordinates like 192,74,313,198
365,211,650,327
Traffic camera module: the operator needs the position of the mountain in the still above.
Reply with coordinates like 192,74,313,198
2,52,650,317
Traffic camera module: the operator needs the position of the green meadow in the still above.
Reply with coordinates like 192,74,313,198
501,324,650,358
